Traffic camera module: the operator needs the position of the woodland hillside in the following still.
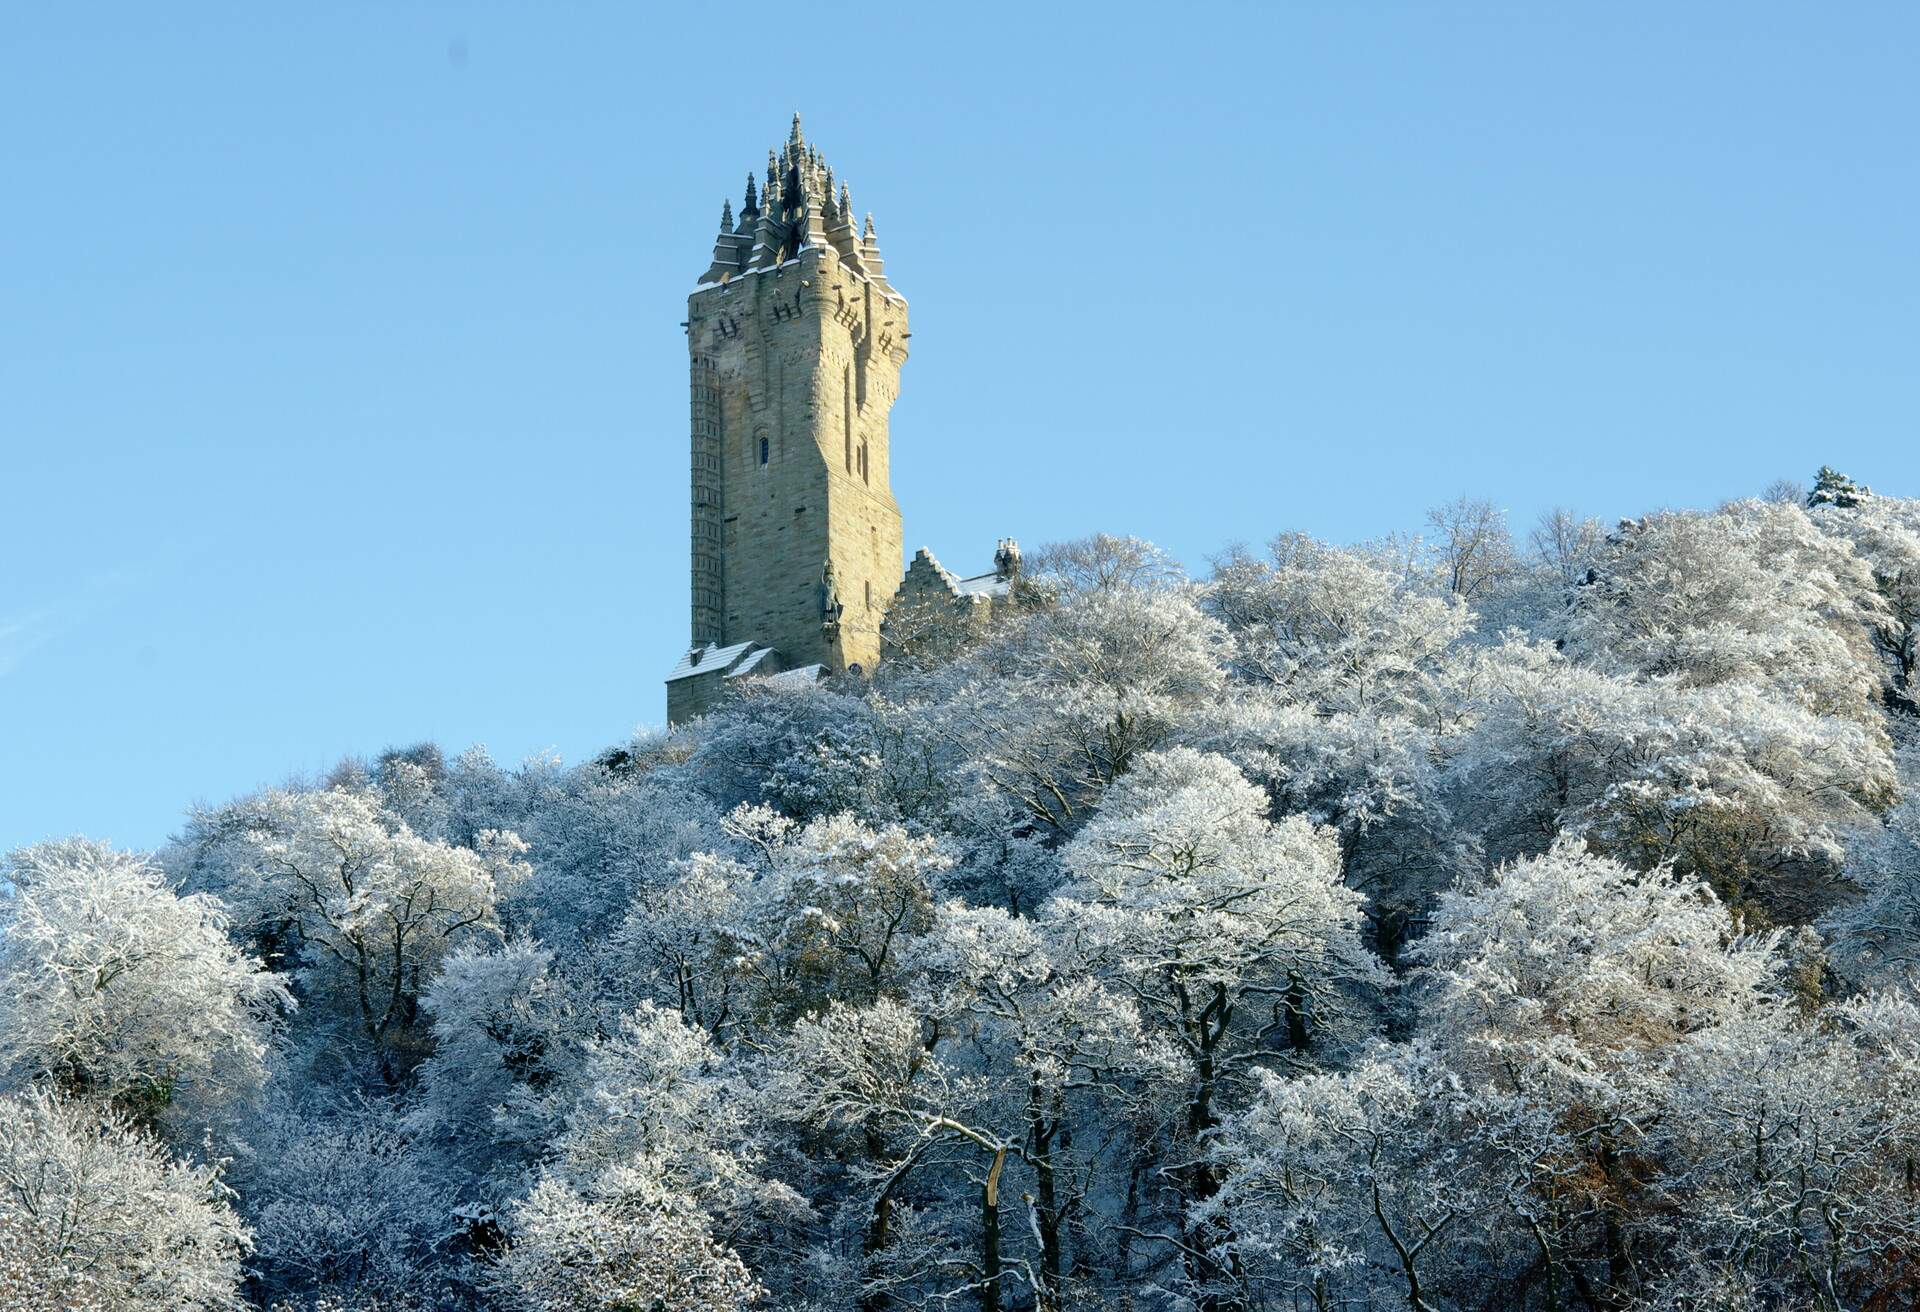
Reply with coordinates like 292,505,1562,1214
4,467,1919,1312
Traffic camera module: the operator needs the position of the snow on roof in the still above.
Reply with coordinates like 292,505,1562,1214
664,640,760,682
762,664,826,690
954,572,1013,599
725,646,778,680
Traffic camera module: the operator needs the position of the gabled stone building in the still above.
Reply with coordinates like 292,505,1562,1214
666,118,1015,724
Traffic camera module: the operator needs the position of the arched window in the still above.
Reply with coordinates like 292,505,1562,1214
759,435,769,466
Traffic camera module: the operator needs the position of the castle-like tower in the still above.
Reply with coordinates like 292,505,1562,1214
666,116,909,724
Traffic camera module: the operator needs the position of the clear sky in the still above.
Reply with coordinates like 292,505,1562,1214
3,3,1916,852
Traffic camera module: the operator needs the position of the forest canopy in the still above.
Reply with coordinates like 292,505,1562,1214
4,470,1919,1312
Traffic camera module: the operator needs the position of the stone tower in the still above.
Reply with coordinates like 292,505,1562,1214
666,116,909,724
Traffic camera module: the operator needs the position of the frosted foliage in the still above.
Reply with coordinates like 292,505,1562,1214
1455,637,1892,905
1566,501,1882,721
957,584,1230,830
553,1002,754,1198
1416,839,1777,1086
718,808,949,1015
0,1088,249,1311
183,788,527,1058
1824,744,1920,988
0,838,289,1126
412,940,578,1171
1212,1046,1487,1308
1056,748,1369,998
1813,493,1920,702
237,1098,455,1307
11,496,1920,1311
490,1172,760,1312
506,769,722,945
1209,533,1472,715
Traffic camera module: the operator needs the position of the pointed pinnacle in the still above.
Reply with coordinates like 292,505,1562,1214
863,212,876,238
720,198,733,229
790,111,803,144
743,173,758,211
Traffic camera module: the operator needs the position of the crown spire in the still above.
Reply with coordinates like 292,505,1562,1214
696,118,897,292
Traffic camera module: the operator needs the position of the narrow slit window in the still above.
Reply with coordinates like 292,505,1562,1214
759,435,769,466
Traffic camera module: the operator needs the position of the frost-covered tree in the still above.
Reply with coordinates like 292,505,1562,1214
234,1094,457,1308
957,583,1231,833
1528,505,1607,592
1410,839,1785,1307
1020,533,1184,597
1206,533,1472,716
714,807,948,1023
1212,1044,1487,1312
1452,636,1892,916
1811,489,1920,708
914,902,1146,1308
0,1087,250,1311
0,839,289,1129
1808,465,1872,510
1646,995,1920,1309
175,788,528,1078
502,1003,796,1312
1049,748,1380,1303
490,1170,762,1312
409,939,582,1192
1824,744,1920,990
1425,495,1519,602
1564,500,1885,725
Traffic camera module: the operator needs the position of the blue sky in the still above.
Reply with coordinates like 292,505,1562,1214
3,2,1915,852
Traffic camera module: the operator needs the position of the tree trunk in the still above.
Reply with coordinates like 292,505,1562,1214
980,1148,1006,1312
1028,1083,1064,1309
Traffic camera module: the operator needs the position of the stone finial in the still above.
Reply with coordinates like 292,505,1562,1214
860,213,887,284
719,199,733,231
742,173,758,215
790,111,804,146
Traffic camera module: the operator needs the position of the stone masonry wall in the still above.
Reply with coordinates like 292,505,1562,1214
678,242,907,717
